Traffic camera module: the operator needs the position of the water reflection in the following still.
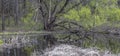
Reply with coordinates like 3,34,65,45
0,35,48,56
0,33,119,56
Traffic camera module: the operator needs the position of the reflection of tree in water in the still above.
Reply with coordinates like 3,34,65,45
44,34,57,47
0,32,120,56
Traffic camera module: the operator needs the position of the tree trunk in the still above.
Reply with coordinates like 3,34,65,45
1,12,5,31
43,18,57,46
23,0,26,15
14,0,19,25
1,0,5,31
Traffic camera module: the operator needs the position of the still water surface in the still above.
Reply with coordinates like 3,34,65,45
0,33,119,56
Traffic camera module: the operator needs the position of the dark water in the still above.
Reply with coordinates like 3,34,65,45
0,33,120,56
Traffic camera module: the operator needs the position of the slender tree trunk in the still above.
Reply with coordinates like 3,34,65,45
23,0,26,14
1,0,5,31
1,12,5,31
43,18,57,46
43,17,57,46
14,0,19,25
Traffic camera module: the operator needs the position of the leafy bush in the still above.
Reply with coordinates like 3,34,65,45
64,6,107,29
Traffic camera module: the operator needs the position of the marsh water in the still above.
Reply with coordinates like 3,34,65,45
0,33,120,56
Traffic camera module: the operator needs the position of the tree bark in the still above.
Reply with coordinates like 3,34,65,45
14,0,19,25
1,0,5,31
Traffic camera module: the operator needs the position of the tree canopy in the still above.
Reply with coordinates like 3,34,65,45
0,0,120,31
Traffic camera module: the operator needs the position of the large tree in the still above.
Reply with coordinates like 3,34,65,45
33,0,82,31
31,0,84,45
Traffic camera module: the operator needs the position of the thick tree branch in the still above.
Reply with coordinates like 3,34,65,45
42,0,49,14
48,0,70,27
51,1,60,17
56,20,84,29
39,6,44,18
54,24,70,31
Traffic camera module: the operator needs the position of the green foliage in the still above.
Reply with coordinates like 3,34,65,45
21,12,36,30
83,37,92,48
108,39,120,53
0,39,3,45
78,7,91,20
64,0,120,29
64,6,107,29
64,9,80,21
89,0,117,8
24,46,34,56
89,0,96,7
107,8,120,22
82,37,120,53
54,0,120,53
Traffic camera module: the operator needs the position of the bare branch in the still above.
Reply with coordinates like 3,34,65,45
51,1,60,17
58,0,70,14
56,20,84,28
